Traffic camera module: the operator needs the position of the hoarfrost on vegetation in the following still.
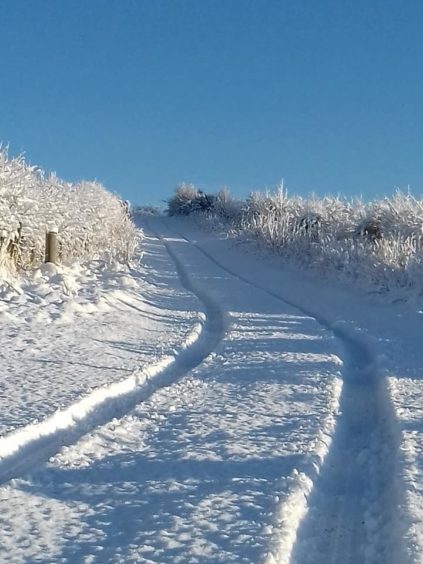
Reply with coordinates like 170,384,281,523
167,183,423,296
0,147,137,272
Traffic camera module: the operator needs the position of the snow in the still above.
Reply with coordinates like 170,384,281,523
0,239,199,436
0,214,422,562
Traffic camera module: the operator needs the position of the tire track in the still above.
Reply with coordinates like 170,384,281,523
0,226,228,484
164,218,402,564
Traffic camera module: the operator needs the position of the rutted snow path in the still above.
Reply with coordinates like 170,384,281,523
291,336,400,564
167,219,402,564
0,216,404,563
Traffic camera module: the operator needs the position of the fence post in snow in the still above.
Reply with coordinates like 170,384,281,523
45,226,58,264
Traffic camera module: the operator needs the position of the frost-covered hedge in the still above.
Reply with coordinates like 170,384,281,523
0,148,137,270
168,183,423,296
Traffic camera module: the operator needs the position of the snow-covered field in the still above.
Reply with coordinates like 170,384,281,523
0,215,422,562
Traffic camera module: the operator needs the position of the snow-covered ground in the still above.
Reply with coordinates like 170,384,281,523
0,215,422,562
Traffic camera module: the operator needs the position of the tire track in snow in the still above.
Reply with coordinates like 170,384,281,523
0,227,228,485
165,219,401,564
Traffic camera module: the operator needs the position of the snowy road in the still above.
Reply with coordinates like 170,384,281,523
0,216,418,562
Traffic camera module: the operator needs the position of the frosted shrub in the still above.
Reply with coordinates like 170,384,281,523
167,183,199,216
167,183,215,216
0,148,137,271
167,183,423,296
213,188,244,223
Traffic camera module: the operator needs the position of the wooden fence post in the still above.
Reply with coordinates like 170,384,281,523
45,226,58,264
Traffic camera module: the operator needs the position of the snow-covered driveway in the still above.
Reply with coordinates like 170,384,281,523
0,216,419,563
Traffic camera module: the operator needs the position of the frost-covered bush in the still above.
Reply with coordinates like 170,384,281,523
0,148,137,271
167,183,423,296
167,184,215,216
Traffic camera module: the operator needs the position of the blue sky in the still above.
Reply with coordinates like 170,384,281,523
1,1,422,205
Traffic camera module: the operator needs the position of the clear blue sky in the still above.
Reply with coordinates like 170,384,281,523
1,0,422,205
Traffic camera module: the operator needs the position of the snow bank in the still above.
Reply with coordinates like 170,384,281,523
0,147,137,271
